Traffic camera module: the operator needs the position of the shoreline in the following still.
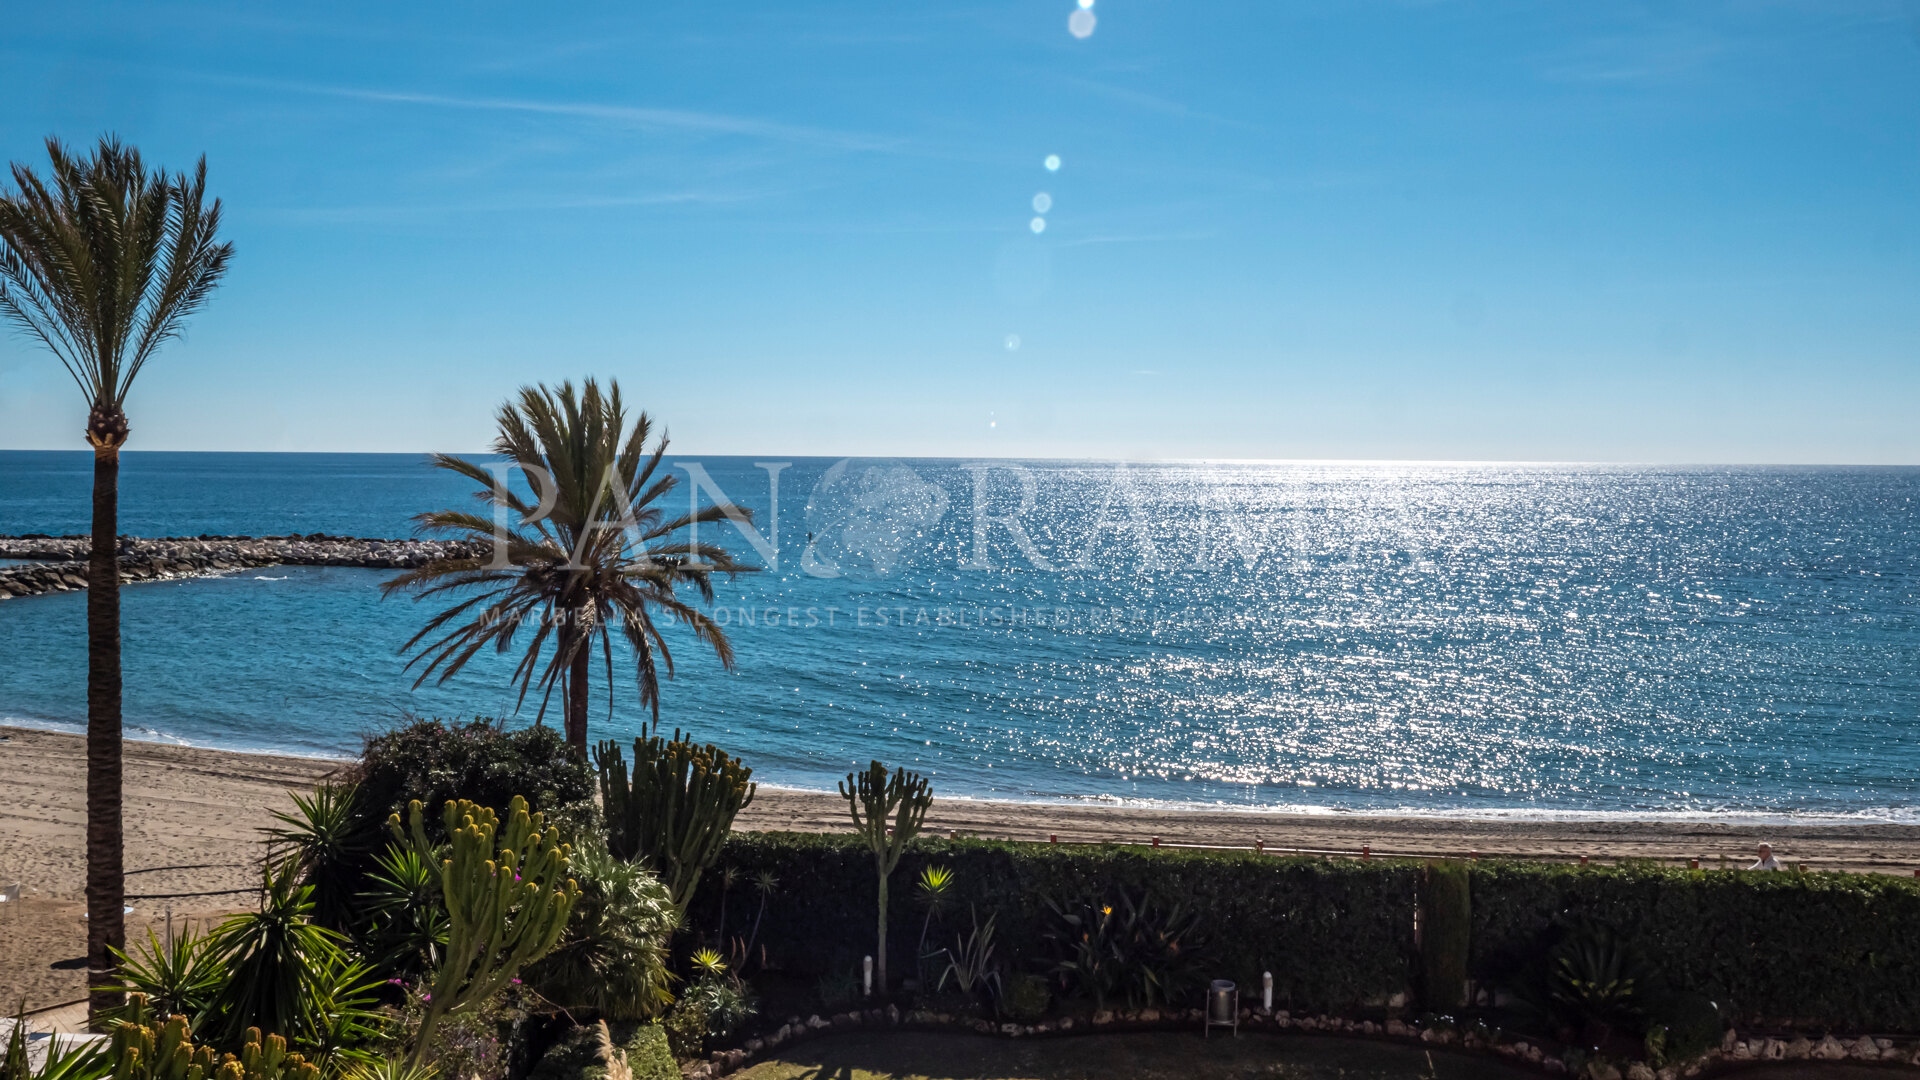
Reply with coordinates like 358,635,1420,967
5,718,1917,828
6,724,1920,1011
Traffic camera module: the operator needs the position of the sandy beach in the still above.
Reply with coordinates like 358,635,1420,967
6,725,1920,1012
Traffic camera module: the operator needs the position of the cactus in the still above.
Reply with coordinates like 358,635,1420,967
100,994,317,1080
594,730,756,911
838,761,933,995
390,797,579,1068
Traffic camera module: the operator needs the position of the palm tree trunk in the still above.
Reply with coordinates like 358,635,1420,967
85,440,125,1024
565,631,590,754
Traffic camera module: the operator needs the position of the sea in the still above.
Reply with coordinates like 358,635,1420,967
1,450,1916,824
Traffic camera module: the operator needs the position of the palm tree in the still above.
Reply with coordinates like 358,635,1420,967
383,378,754,752
0,135,233,1020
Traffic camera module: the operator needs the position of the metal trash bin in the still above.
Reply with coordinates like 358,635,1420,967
1206,979,1238,1037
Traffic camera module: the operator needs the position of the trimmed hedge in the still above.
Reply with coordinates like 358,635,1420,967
692,834,1920,1032
690,833,1419,1011
1469,861,1920,1032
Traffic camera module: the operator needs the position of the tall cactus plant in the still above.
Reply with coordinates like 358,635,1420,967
839,761,933,996
390,796,578,1068
595,730,756,911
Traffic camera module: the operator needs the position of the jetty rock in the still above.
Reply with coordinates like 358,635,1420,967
0,534,488,599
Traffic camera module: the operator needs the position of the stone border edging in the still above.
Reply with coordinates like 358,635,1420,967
681,1005,1920,1080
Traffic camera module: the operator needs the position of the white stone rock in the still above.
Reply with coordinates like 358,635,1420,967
1627,1063,1655,1080
1813,1036,1848,1060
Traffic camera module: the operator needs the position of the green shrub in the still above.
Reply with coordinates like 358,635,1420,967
1422,860,1470,1011
1001,973,1051,1022
353,718,598,843
525,839,680,1020
608,1023,676,1080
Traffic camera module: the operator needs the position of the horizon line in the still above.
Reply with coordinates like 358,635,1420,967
2,447,1917,469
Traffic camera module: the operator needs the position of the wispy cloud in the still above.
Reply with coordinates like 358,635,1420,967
1060,230,1216,248
1047,73,1261,131
190,72,907,154
242,187,791,226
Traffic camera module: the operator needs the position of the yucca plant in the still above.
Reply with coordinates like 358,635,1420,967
742,871,778,964
915,865,956,969
0,135,233,1017
103,926,221,1025
356,846,448,981
264,782,379,931
383,379,756,753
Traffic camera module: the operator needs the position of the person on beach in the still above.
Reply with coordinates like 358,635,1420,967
1749,843,1783,871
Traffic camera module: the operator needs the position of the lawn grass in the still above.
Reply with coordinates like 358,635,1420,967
733,1031,1536,1080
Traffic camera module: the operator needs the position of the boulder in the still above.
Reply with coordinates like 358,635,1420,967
1848,1037,1880,1060
1813,1036,1848,1060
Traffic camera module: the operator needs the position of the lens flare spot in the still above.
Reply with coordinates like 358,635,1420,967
1068,8,1096,37
1004,334,1021,351
1079,0,1095,7
1032,192,1053,214
1044,154,1061,172
1030,217,1047,234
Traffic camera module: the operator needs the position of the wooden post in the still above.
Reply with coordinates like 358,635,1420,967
1579,855,1589,866
1151,836,1160,848
1362,845,1371,860
1255,838,1265,854
1049,834,1057,844
1689,858,1700,870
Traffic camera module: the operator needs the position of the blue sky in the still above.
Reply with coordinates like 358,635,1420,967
1,1,1917,462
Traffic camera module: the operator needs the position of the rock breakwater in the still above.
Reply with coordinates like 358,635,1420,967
0,534,485,600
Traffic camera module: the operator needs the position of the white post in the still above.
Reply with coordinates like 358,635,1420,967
863,955,874,997
1263,971,1273,1012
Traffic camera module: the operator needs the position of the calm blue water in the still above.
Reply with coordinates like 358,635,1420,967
2,450,1917,822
